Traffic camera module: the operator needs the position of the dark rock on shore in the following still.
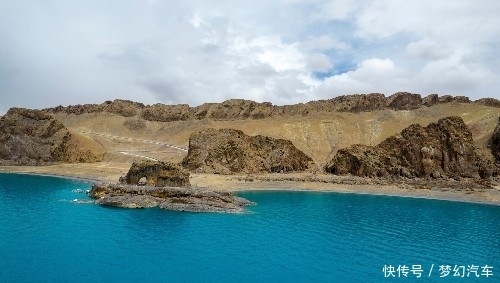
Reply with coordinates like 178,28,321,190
325,116,492,179
182,128,314,174
123,161,191,187
0,108,104,165
88,183,253,213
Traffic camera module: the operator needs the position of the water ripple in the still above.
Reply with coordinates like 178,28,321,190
1,176,499,283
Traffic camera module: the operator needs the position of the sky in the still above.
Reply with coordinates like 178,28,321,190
1,0,499,114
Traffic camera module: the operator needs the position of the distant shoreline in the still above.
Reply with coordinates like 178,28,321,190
0,170,99,185
1,163,500,206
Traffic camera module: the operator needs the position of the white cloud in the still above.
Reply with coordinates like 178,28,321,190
316,58,401,96
302,35,350,51
307,53,332,72
315,0,361,21
250,37,305,72
405,39,450,61
0,0,499,114
417,59,494,94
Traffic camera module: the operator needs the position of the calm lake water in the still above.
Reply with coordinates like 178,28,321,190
0,173,499,283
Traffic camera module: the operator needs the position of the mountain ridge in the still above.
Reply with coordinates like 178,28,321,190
43,92,499,122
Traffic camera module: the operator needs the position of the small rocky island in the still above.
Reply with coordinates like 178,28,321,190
88,161,253,213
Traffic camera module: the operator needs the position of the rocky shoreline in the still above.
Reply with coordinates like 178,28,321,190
88,182,254,213
2,167,499,206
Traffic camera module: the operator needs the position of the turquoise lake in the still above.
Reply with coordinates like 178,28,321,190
0,173,498,282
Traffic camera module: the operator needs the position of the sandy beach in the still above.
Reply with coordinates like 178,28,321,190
1,162,500,206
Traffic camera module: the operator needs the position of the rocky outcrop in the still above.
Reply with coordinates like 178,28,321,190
140,103,190,122
182,128,314,174
190,99,276,120
489,117,500,163
123,161,191,187
45,99,145,116
387,92,423,110
422,94,471,107
325,116,492,179
88,183,253,213
44,93,494,122
0,108,104,165
476,98,500,108
328,93,388,112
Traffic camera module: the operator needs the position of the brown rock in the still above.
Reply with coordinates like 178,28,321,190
44,93,486,122
0,108,103,165
140,103,190,122
189,99,275,120
387,92,423,110
325,116,492,179
124,161,191,187
330,93,388,112
101,99,144,117
45,99,145,116
490,117,500,163
182,128,314,174
88,183,253,213
476,98,500,108
423,94,439,107
453,96,471,103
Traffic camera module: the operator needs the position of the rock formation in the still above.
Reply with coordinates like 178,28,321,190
123,161,191,187
89,161,252,212
387,92,423,110
140,103,190,122
182,128,314,174
88,183,253,212
46,99,145,116
327,93,388,112
477,98,500,108
44,93,499,122
489,117,500,164
0,108,104,165
324,116,492,179
190,99,276,120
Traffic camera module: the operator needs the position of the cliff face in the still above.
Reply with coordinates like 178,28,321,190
0,108,104,165
124,161,191,187
325,116,492,179
182,128,314,174
44,93,500,122
140,103,190,122
490,118,500,163
46,99,145,117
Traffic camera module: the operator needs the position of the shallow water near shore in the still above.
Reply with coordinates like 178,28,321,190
0,173,499,283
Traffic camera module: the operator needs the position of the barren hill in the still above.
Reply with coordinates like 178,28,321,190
45,92,497,121
45,95,500,170
325,116,492,179
182,128,314,174
0,108,105,165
